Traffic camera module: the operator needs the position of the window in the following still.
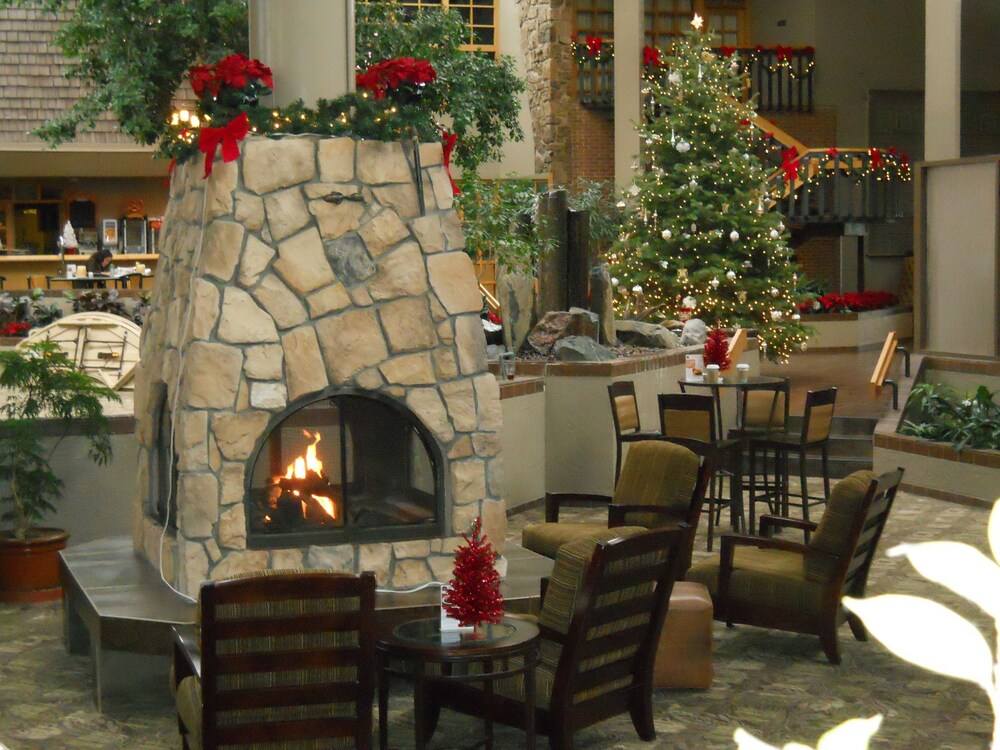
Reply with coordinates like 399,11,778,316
576,0,747,49
395,0,498,52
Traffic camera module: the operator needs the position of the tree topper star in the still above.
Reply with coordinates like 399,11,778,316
691,13,704,30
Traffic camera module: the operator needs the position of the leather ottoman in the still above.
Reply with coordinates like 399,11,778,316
654,581,714,689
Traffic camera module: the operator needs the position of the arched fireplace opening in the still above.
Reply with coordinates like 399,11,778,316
245,388,446,548
148,384,178,531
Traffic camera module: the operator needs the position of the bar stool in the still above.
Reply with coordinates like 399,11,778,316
658,393,741,550
729,378,789,527
608,380,661,485
747,387,838,538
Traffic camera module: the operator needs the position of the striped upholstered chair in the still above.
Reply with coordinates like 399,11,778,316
173,571,376,749
419,526,688,750
687,468,903,665
521,439,711,575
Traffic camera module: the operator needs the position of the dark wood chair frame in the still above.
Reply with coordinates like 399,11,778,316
658,393,742,550
715,467,903,664
608,380,662,486
173,571,377,750
419,527,688,750
747,386,838,536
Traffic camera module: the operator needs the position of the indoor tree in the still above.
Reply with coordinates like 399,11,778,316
610,17,811,362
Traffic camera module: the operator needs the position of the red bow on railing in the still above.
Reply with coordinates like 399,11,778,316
642,45,661,67
868,147,883,170
198,112,250,178
442,131,460,196
782,146,800,184
888,146,898,157
719,46,737,58
585,35,603,57
900,153,910,173
776,45,794,62
825,147,839,159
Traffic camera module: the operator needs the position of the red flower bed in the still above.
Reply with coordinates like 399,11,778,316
356,57,437,101
0,321,31,337
799,290,899,314
189,54,273,99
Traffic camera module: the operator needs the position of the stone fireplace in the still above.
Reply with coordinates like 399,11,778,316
132,135,505,598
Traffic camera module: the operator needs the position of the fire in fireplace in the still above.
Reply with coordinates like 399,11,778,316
246,390,445,548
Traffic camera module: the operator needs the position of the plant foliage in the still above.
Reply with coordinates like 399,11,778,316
0,341,120,539
900,382,1000,452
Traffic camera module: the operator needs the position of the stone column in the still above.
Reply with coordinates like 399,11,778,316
924,0,961,160
249,0,355,108
614,1,644,191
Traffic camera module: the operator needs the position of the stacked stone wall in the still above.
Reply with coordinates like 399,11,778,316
132,136,504,597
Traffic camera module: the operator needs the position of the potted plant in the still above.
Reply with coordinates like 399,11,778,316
0,341,120,602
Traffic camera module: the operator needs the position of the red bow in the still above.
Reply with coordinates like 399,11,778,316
888,146,898,157
442,132,460,196
719,46,737,58
869,147,883,170
763,131,774,140
642,45,661,67
825,147,839,159
738,118,751,127
801,46,816,55
782,146,800,184
776,45,794,62
900,153,910,172
198,112,250,178
585,35,603,57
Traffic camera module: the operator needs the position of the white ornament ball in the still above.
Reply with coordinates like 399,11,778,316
689,178,697,188
661,228,672,240
632,285,643,293
743,153,751,161
730,61,739,74
669,71,682,85
778,221,786,232
801,342,809,351
743,260,753,268
690,223,697,232
792,313,801,321
616,201,626,209
611,277,620,287
710,124,717,133
770,310,782,320
660,260,669,269
676,141,691,153
770,229,780,239
682,295,697,309
770,287,780,297
710,276,720,289
729,230,740,242
628,183,640,196
726,270,736,281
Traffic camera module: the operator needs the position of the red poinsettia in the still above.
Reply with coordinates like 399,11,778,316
0,321,31,337
356,57,437,100
798,290,899,314
189,54,273,98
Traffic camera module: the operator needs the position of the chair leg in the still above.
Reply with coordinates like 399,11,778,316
847,612,869,642
821,443,831,502
747,445,757,535
614,441,623,487
706,493,716,552
628,684,656,741
819,624,841,665
799,448,810,534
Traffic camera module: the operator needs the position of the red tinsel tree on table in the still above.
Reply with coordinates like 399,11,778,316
704,327,732,370
443,517,504,627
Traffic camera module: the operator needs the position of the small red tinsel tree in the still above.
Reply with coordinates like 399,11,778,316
443,517,504,627
703,327,732,370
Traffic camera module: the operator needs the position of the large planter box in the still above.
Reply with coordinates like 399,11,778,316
498,377,546,511
804,306,913,350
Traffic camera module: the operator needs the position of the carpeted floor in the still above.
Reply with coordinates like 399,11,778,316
0,487,994,749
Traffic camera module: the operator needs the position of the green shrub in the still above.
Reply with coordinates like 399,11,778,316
900,382,1000,452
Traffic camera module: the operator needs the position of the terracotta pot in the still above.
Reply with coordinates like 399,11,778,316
0,528,70,603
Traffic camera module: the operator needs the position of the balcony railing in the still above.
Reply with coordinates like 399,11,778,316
575,43,815,114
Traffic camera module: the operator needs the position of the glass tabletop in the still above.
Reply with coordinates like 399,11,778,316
680,374,784,389
393,617,516,647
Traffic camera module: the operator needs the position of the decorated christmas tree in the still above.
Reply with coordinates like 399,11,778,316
442,517,504,627
610,15,810,363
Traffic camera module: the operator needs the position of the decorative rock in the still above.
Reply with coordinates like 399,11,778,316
176,410,208,472
252,275,308,330
189,279,220,342
441,379,477,432
311,197,365,240
212,411,270,460
418,142,444,166
307,283,352,317
315,308,390,383
234,192,265,232
218,505,247,549
307,544,355,570
325,232,376,286
177,473,219,538
680,318,708,346
526,310,599,356
471,432,501,458
281,326,328,401
406,388,455,443
455,314,488,375
182,343,242,408
358,543,392,585
218,287,279,343
496,265,535,353
206,160,237,219
427,166,455,211
201,221,245,282
239,234,275,288
357,141,412,184
379,353,436,385
472,374,502,432
275,227,336,294
219,463,245,506
210,550,270,580
271,549,306,570
392,559,432,588
554,335,615,362
264,187,311,242
432,348,459,380
448,436,473,458
590,264,617,345
373,183,421,221
358,209,410,258
318,137,356,182
244,136,317,194
393,540,431,559
180,541,209,597
369,241,429,300
379,296,437,353
615,320,681,349
428,555,454,582
250,381,287,410
440,211,465,251
409,215,445,254
427,252,482,315
451,503,480,536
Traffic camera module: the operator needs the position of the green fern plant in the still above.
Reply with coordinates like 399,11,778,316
900,382,1000,452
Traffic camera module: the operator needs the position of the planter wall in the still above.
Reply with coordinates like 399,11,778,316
804,306,912,349
498,377,546,511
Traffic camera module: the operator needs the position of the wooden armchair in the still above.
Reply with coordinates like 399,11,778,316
173,571,377,749
687,468,903,664
521,439,712,574
419,526,688,750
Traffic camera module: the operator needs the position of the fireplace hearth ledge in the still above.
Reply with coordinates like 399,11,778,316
132,135,506,598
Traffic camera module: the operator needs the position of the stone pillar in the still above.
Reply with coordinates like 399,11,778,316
249,0,355,108
924,0,961,160
614,1,644,191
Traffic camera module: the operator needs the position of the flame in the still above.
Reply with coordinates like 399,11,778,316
282,430,337,519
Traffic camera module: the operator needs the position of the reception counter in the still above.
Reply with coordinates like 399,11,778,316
0,253,158,290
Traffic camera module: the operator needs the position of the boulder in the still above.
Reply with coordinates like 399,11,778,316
496,265,535,352
589,264,617,345
553,335,615,362
526,310,599,356
615,320,680,349
680,318,708,347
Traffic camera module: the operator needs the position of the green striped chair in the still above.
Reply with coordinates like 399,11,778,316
173,570,376,749
419,526,688,750
686,468,903,664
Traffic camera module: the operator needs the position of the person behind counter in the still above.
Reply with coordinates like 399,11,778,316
85,246,113,274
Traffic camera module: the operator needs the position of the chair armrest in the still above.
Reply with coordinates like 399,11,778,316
758,515,819,537
172,624,201,682
608,504,685,528
620,430,662,442
539,576,549,606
